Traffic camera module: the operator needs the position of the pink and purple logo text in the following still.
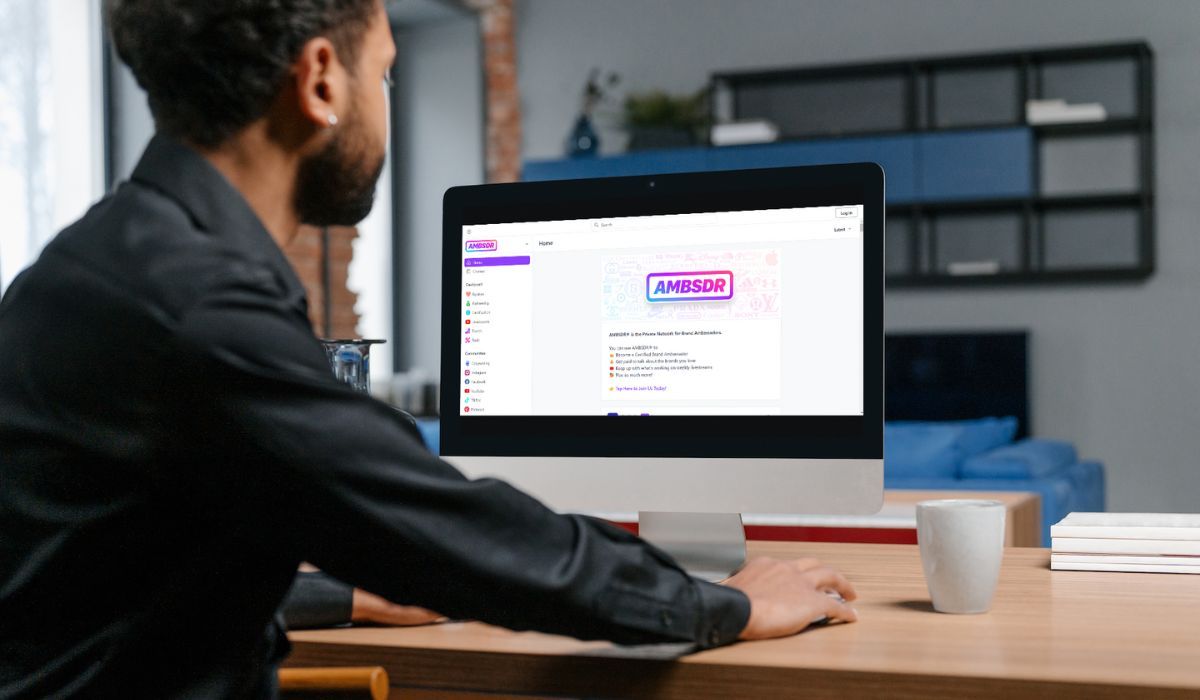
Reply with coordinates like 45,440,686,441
464,239,497,252
646,270,734,302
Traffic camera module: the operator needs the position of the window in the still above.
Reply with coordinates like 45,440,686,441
0,0,105,294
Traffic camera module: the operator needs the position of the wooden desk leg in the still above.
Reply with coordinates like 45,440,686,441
1006,495,1041,547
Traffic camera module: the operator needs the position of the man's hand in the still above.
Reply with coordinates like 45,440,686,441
351,588,446,626
723,557,858,640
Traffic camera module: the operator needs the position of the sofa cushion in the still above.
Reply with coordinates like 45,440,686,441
885,423,962,478
960,438,1077,480
415,418,440,454
884,417,1018,479
951,416,1019,458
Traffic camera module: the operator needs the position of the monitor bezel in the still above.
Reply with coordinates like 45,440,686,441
440,163,883,460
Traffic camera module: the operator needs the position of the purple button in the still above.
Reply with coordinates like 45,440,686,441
465,256,530,267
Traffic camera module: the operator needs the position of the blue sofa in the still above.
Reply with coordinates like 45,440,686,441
882,418,1104,546
414,417,1103,547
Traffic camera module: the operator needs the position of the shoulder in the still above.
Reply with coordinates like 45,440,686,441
41,179,289,321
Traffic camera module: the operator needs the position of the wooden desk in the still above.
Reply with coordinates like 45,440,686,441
286,542,1200,699
603,490,1042,547
742,490,1040,546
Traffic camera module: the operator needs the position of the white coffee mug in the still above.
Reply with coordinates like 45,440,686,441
915,499,1006,614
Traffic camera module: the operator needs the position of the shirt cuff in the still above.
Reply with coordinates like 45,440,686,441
692,580,751,648
280,571,354,629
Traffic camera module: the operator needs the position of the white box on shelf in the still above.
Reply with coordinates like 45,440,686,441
711,120,780,146
1025,99,1108,125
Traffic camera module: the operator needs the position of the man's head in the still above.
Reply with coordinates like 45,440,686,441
106,0,395,226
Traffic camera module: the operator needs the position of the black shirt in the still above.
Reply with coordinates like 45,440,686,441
0,135,750,698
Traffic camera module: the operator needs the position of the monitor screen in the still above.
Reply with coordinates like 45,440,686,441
457,205,863,418
440,164,883,460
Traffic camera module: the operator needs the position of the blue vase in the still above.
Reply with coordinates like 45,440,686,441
567,114,599,158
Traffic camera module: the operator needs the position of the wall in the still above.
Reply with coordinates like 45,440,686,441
109,60,153,183
514,0,1200,512
393,16,485,377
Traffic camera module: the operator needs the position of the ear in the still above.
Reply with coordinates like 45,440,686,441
293,37,348,130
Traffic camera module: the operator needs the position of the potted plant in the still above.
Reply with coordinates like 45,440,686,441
623,88,710,151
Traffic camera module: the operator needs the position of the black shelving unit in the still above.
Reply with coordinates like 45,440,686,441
712,42,1155,287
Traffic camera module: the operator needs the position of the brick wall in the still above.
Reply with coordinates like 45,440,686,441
282,224,360,338
470,0,522,183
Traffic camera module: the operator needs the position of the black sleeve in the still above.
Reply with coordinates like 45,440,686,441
173,269,750,649
280,571,354,630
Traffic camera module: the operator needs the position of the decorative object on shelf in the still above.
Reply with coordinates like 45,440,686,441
710,119,780,146
623,88,710,151
947,260,1002,276
1025,99,1107,125
566,68,619,158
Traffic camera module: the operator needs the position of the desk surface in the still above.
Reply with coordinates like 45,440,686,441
287,541,1200,699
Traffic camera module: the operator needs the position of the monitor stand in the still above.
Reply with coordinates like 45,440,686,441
638,512,746,582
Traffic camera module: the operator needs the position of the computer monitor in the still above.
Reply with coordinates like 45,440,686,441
440,163,883,578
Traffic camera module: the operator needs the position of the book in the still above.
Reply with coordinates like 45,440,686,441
1051,512,1200,541
1051,561,1200,574
1052,537,1200,556
1052,553,1200,566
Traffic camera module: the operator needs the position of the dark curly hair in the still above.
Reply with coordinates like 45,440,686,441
106,0,379,148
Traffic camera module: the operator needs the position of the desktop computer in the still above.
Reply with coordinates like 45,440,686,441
439,163,884,579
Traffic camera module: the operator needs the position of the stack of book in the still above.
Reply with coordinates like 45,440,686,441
1051,513,1200,574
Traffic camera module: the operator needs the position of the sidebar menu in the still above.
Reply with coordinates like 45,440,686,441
460,255,533,415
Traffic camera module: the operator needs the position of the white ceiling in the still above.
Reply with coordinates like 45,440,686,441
387,0,471,27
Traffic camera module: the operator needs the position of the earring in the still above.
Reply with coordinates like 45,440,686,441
327,114,338,127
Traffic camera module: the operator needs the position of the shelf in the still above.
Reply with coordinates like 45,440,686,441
717,41,1155,288
709,123,1148,151
1034,192,1147,209
766,121,1022,143
1032,118,1143,137
710,41,1150,86
888,266,1153,289
888,192,1146,215
702,118,1141,146
528,42,1155,288
526,126,1034,206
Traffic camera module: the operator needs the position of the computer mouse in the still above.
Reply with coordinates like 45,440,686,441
810,591,847,627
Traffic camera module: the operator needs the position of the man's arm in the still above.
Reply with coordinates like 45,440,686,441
173,270,750,648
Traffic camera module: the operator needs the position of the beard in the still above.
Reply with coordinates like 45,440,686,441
294,106,385,227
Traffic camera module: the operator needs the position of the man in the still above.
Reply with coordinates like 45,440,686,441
0,1,858,697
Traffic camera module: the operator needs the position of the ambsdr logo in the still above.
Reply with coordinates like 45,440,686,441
646,271,734,302
465,239,497,252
